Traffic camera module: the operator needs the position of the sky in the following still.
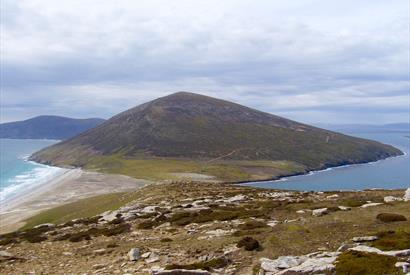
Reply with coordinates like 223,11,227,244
1,0,409,124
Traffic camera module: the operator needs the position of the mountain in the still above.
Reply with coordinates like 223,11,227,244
32,92,402,173
0,116,105,140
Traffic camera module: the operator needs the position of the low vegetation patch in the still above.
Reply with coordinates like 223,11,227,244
0,225,53,244
238,220,268,230
372,230,410,250
335,251,399,275
54,223,131,242
237,236,260,251
165,257,229,271
376,213,407,223
166,208,268,227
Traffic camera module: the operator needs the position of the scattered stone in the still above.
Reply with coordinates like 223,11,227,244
145,253,160,263
141,252,151,259
0,250,14,258
260,252,340,274
361,202,383,208
352,236,378,242
266,220,279,227
100,211,119,222
225,194,246,203
395,262,409,273
92,263,106,270
141,206,158,213
34,223,55,229
93,248,107,255
384,196,402,203
260,256,306,271
404,188,410,201
326,194,339,199
128,248,141,261
296,210,305,214
202,229,234,238
338,206,351,211
312,208,328,217
282,256,337,274
62,252,73,256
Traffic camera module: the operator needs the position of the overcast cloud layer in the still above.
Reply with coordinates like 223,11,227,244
1,0,409,124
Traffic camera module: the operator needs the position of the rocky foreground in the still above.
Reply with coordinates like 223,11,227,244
0,183,409,274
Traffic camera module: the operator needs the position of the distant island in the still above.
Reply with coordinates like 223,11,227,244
31,92,402,182
0,116,105,140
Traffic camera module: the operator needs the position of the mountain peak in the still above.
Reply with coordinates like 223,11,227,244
32,93,401,170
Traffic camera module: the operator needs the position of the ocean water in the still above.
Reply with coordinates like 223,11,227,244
0,139,65,204
242,132,410,191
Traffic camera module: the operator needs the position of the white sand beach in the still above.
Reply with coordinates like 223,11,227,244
0,169,149,233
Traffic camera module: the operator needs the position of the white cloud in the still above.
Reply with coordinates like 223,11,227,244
1,0,409,123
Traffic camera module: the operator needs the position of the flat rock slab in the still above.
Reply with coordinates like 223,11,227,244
352,236,378,242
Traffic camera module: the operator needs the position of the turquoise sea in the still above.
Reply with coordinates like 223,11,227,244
243,131,410,191
0,139,64,204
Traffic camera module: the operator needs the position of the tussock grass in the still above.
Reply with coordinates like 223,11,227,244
376,213,407,223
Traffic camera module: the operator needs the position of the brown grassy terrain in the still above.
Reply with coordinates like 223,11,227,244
0,182,409,274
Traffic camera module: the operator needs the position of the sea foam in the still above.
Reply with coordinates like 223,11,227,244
0,161,65,205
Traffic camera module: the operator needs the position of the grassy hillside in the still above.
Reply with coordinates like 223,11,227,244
31,92,402,181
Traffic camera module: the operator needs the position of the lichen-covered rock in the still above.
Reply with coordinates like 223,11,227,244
384,196,402,203
312,208,328,217
260,256,307,272
352,236,378,242
128,248,141,261
277,256,337,274
361,202,383,208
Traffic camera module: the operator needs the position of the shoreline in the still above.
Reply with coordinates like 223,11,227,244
237,150,407,189
0,166,151,234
